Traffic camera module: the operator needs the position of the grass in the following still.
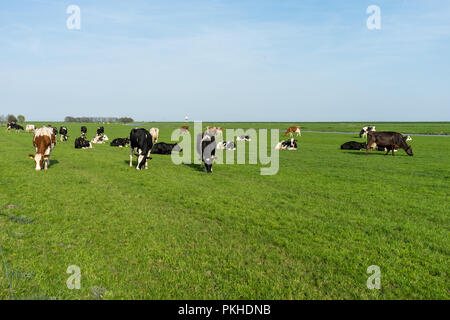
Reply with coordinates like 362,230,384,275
0,122,448,299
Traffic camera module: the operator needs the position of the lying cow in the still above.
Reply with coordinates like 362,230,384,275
285,126,301,137
110,138,130,147
180,126,189,134
360,126,376,138
150,128,159,143
216,141,236,150
197,133,216,173
74,137,93,149
59,126,68,142
275,138,298,150
236,135,251,142
366,131,413,156
28,127,56,171
151,142,182,154
341,141,367,150
130,128,153,170
91,134,109,144
205,126,223,136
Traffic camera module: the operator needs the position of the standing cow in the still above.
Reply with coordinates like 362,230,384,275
59,126,68,142
28,127,56,171
197,132,216,173
360,126,376,138
150,128,159,143
129,128,153,170
366,131,413,156
285,126,301,137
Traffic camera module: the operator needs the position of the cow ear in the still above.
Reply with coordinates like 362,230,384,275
28,154,35,159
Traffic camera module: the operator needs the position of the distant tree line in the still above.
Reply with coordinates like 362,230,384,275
0,114,25,126
64,116,134,123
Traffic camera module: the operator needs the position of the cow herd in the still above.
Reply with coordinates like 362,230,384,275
5,122,414,172
341,126,414,156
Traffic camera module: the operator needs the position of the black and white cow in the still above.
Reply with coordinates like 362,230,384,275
236,135,251,141
110,138,130,147
216,141,236,150
340,141,367,150
359,126,376,138
275,138,298,150
129,128,153,170
81,126,87,139
74,137,92,149
197,133,216,173
97,126,104,135
6,122,24,131
151,142,182,154
59,126,68,142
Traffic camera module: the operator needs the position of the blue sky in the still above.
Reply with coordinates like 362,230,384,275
0,0,449,121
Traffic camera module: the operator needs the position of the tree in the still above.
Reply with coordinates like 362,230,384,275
7,114,17,123
17,115,25,123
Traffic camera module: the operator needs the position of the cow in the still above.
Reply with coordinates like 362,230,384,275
359,126,376,138
110,138,130,147
376,135,412,153
151,142,182,154
366,131,413,156
236,135,251,142
129,128,153,170
216,141,236,150
340,141,367,150
275,138,298,150
7,122,24,131
91,135,106,144
81,126,87,139
150,128,159,143
97,126,104,135
74,137,93,149
205,126,223,136
285,126,301,137
59,126,68,142
28,126,56,171
180,126,189,134
26,124,35,132
197,132,216,173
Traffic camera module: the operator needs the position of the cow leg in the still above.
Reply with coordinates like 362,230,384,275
129,148,133,167
392,147,395,156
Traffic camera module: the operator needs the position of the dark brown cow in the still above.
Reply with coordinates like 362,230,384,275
366,131,413,156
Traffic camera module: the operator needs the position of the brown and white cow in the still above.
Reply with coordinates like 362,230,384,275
205,126,223,136
180,126,189,134
28,127,56,171
285,126,301,137
150,127,159,143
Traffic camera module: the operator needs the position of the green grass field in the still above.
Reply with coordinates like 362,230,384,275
0,122,449,299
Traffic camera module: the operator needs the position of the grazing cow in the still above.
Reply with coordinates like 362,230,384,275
359,126,376,138
28,127,56,171
366,131,413,156
216,141,236,150
26,124,35,132
81,126,87,138
275,138,298,150
74,137,93,149
129,128,153,170
110,138,130,147
340,141,367,150
150,128,159,143
180,126,189,134
151,142,182,154
7,122,24,131
285,126,301,137
197,133,216,173
376,135,412,153
236,135,251,142
59,126,68,142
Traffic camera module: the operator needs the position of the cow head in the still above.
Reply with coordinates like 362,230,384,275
405,146,413,156
172,144,182,152
29,153,47,171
